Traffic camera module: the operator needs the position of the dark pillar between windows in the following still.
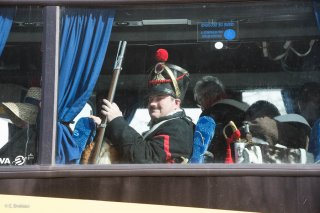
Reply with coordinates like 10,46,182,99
39,6,59,165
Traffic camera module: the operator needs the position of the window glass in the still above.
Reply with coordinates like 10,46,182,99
58,2,320,165
0,7,43,166
242,89,287,115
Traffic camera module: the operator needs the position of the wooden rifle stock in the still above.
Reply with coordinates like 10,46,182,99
90,41,127,164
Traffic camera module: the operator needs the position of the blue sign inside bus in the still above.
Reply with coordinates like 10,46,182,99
197,21,238,42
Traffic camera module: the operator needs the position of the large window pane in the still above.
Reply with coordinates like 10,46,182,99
58,2,320,165
0,7,42,166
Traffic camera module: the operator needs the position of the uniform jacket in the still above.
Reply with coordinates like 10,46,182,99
201,100,247,162
106,110,194,163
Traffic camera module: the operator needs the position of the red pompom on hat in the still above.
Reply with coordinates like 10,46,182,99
155,48,168,62
148,48,190,101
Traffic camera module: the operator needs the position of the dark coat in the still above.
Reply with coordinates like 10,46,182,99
0,125,37,165
106,110,194,163
201,100,247,163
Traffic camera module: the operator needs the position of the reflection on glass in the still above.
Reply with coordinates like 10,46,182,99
55,2,320,165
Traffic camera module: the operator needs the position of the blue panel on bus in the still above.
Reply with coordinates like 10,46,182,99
197,21,238,42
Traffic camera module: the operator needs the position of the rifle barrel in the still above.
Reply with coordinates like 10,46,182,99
91,41,127,164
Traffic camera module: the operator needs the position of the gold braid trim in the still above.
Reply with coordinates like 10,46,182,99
162,64,181,98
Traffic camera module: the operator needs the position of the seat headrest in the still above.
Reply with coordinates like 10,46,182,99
274,114,310,129
214,99,249,112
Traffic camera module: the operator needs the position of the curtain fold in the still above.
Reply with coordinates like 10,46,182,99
56,8,114,164
0,8,15,57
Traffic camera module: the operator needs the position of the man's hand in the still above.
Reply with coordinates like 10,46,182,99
89,115,102,126
101,99,123,122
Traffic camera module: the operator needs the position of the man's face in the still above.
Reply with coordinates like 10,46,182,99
148,95,181,120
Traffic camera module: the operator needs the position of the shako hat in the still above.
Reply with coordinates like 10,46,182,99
0,87,41,126
147,49,190,101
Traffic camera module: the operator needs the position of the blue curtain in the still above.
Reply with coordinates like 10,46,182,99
0,8,15,56
56,8,114,164
309,119,320,162
314,0,320,31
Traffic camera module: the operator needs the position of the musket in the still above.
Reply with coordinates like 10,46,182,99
90,41,127,164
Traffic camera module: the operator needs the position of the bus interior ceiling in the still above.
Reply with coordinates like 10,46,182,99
1,2,320,107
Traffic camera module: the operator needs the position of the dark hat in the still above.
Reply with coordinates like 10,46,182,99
148,49,190,100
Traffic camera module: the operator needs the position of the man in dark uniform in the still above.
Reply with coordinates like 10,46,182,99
101,49,194,163
193,76,249,163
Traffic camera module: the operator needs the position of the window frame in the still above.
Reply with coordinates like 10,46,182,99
0,0,320,176
38,5,59,165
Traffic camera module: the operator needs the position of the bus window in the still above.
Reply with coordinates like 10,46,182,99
242,89,287,115
56,1,320,165
0,7,43,166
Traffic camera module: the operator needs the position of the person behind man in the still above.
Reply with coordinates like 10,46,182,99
193,75,249,163
245,100,281,121
101,49,194,163
243,100,283,146
297,82,320,162
0,87,41,165
297,82,320,127
242,100,313,163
